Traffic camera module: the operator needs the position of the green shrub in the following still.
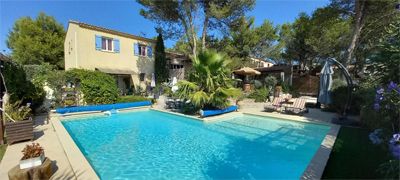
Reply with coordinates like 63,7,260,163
331,79,347,91
63,99,75,106
329,85,365,115
66,69,119,105
116,95,150,103
5,101,32,121
277,80,292,93
264,76,277,89
248,87,269,102
252,80,263,89
3,62,45,109
24,63,66,108
330,86,349,113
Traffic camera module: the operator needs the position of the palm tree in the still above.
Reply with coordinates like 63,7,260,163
176,50,241,110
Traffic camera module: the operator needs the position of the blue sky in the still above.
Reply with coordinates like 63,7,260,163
0,0,329,53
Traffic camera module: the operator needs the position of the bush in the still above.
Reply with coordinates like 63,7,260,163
116,95,150,103
329,86,348,113
63,99,75,106
264,76,277,89
252,80,263,89
24,63,66,108
248,87,269,102
329,85,365,115
66,69,119,105
5,101,32,121
3,62,45,109
331,79,346,91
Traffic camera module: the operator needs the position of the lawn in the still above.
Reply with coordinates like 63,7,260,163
322,126,392,179
0,144,7,162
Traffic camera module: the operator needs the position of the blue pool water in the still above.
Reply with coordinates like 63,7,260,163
62,110,330,179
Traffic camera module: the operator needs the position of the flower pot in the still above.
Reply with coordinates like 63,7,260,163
5,118,34,144
19,152,45,169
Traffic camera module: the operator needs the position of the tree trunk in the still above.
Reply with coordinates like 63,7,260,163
344,0,366,68
201,15,209,51
181,1,197,60
190,16,197,59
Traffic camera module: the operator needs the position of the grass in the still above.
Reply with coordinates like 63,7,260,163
322,126,391,179
0,144,7,162
116,95,151,103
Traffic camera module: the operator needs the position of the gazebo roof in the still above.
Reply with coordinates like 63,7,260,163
234,67,261,75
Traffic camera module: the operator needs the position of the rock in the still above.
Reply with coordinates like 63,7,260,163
8,158,53,180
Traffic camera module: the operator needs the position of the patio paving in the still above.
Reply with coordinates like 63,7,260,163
0,114,76,180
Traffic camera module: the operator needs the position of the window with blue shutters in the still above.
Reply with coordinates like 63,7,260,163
147,46,152,58
95,35,118,52
95,35,102,50
113,39,120,53
134,43,151,57
134,43,139,56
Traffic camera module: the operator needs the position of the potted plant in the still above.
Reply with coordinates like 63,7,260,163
19,143,45,169
4,101,34,144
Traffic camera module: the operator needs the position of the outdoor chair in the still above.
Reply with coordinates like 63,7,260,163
165,98,175,109
264,97,284,112
284,98,307,115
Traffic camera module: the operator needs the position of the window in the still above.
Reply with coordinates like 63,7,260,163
138,44,146,56
139,73,146,81
101,37,113,51
134,43,152,57
95,35,119,53
169,64,184,69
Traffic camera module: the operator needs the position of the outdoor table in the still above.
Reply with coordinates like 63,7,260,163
8,158,53,180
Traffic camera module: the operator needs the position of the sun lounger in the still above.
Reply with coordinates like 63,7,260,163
284,98,307,115
264,97,284,112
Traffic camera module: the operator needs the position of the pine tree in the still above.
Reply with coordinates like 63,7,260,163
7,12,65,69
154,33,168,84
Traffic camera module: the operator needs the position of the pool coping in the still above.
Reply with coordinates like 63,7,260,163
52,107,339,179
50,113,100,180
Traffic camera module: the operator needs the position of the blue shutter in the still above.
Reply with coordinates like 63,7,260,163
134,43,139,56
147,46,153,58
95,35,101,50
113,39,120,53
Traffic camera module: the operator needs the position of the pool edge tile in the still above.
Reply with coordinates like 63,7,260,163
301,124,340,179
50,114,100,180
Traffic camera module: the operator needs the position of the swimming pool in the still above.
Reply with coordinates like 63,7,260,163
62,109,330,179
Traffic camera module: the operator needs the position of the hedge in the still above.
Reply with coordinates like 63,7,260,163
116,95,151,103
66,69,119,105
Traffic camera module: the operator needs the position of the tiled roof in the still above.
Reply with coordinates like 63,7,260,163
69,20,156,43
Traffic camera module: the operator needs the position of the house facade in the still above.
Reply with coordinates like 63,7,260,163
64,21,156,94
250,57,274,68
165,52,191,81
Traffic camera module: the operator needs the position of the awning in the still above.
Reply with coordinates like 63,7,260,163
95,67,136,75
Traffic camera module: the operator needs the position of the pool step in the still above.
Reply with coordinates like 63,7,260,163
209,121,274,140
